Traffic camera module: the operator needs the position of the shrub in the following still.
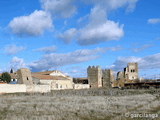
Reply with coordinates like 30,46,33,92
1,72,11,83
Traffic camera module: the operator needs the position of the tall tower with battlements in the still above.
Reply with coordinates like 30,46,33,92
87,66,102,88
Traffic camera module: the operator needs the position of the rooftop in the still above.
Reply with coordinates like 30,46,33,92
32,74,68,80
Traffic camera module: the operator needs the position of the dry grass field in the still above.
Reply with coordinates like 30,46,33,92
0,88,160,120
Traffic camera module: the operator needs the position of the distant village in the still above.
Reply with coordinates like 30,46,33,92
0,62,160,93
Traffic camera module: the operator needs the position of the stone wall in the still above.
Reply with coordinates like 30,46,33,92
102,69,114,88
0,84,26,93
0,84,51,94
26,85,51,93
40,79,74,90
74,84,90,89
117,71,124,80
51,80,74,90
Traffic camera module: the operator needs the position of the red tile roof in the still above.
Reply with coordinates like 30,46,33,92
32,74,68,80
32,70,56,75
31,70,71,80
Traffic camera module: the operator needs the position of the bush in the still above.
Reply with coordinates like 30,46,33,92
1,72,11,83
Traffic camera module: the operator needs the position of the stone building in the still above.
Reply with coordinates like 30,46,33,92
73,78,90,89
116,62,138,81
116,71,124,80
17,68,33,85
32,70,74,90
73,78,88,84
87,66,102,88
9,69,18,83
0,69,18,83
102,69,114,88
124,62,138,80
87,66,114,88
0,68,32,84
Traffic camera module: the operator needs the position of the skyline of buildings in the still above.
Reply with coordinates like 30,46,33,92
0,0,160,79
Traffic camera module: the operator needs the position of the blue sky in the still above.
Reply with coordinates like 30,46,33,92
0,0,160,79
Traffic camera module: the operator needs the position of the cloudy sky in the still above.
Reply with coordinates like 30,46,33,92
0,0,160,78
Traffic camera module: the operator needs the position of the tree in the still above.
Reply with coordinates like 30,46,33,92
1,72,11,83
10,68,14,73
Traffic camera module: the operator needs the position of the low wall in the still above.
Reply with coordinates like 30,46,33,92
26,85,51,93
74,84,90,89
0,84,26,93
0,84,51,94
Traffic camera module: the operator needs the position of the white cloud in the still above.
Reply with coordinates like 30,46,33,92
131,44,153,53
140,53,160,69
40,0,76,18
29,47,107,72
107,45,122,52
148,18,160,24
77,20,124,45
107,0,138,12
89,6,107,25
10,57,27,71
107,56,141,72
58,28,77,44
75,0,139,45
33,45,57,53
64,66,87,77
60,6,124,45
8,10,53,37
3,44,25,55
76,5,124,45
82,0,138,13
106,53,160,72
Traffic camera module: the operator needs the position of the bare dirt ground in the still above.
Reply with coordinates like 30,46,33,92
0,88,159,120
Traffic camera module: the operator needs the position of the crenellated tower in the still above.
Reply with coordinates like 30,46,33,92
87,66,102,88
